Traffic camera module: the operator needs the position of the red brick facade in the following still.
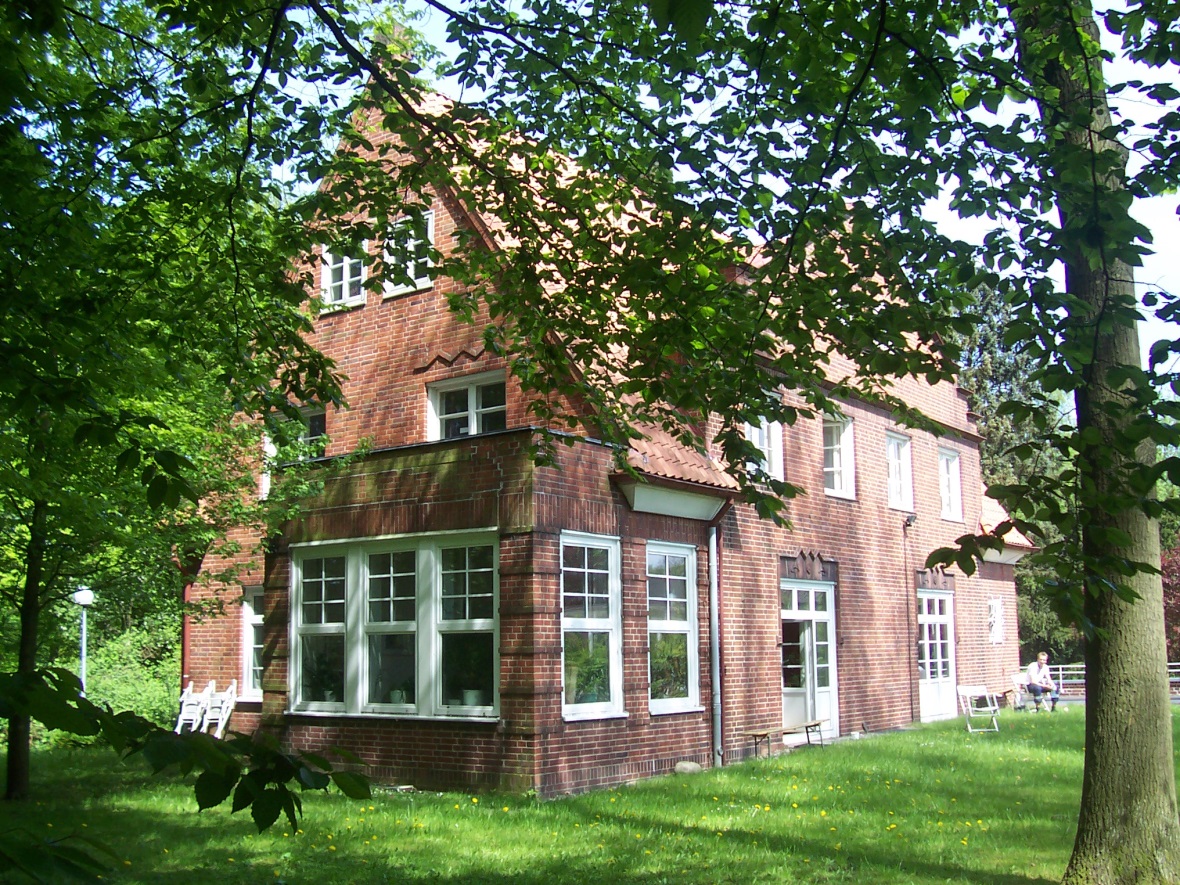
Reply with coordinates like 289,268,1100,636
184,119,1023,795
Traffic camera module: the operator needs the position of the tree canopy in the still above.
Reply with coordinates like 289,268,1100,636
5,0,1180,880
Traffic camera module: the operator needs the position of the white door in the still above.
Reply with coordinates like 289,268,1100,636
780,581,838,742
917,590,957,721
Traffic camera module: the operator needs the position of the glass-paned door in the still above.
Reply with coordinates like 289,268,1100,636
917,590,957,721
780,580,838,742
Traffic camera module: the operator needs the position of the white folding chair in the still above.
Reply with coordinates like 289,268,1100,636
957,684,1000,733
1011,673,1031,712
201,679,237,739
174,680,214,733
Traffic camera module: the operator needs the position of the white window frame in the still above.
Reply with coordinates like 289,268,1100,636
823,417,856,499
744,417,785,482
289,532,498,719
560,531,624,721
988,598,1004,645
242,586,265,701
320,245,367,309
939,447,963,521
427,371,508,441
646,541,700,715
885,432,914,512
383,211,434,297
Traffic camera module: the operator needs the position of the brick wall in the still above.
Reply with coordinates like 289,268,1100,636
184,114,1022,794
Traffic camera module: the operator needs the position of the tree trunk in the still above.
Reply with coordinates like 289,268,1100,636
1012,1,1180,880
4,498,46,802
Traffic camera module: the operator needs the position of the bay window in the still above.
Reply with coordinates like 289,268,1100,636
646,542,699,714
561,532,623,720
291,533,497,716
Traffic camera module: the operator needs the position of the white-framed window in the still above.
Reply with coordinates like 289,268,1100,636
823,417,856,499
988,598,1004,645
561,531,624,720
646,541,699,714
939,448,963,521
885,432,914,512
320,247,366,308
290,532,497,717
427,372,508,440
744,418,785,482
242,586,265,700
384,211,434,296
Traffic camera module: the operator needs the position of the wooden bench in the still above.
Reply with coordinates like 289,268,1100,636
743,719,827,756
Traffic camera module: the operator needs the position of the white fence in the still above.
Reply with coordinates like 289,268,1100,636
1043,662,1180,696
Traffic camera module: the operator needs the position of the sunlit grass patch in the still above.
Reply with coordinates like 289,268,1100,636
0,707,1151,884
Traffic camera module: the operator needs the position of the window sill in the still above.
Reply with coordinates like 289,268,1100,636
888,503,915,514
383,281,432,299
562,710,629,723
285,709,499,723
239,693,263,704
318,298,366,314
823,489,856,501
649,705,706,717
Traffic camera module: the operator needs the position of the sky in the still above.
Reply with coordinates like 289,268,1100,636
406,2,1180,362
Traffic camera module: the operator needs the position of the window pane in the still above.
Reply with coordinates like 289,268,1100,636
441,633,494,706
781,621,804,689
649,632,689,700
814,590,828,612
368,633,415,705
251,624,265,692
441,545,494,621
302,556,345,625
563,544,612,622
301,634,345,703
564,631,611,704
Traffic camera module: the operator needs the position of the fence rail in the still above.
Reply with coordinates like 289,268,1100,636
1042,662,1180,697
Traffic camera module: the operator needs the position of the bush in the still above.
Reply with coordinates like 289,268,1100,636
41,627,180,746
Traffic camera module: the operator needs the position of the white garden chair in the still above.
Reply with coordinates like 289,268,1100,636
174,680,214,733
957,684,1001,733
200,679,237,739
1011,673,1031,711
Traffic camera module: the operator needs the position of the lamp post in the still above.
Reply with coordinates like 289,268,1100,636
72,586,94,695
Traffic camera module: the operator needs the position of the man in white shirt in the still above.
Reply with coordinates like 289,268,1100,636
1026,651,1058,711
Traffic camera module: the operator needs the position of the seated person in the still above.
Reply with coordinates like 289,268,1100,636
1026,651,1059,711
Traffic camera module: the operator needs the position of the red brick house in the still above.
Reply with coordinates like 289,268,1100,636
183,103,1029,795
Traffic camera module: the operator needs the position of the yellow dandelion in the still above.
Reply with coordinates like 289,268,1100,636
961,838,968,845
472,797,479,804
228,858,235,863
503,806,509,812
820,811,828,817
454,804,460,810
123,861,132,867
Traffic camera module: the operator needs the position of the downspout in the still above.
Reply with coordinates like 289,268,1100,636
709,524,723,767
707,500,732,769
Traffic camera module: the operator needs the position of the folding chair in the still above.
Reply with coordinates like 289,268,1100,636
201,679,237,739
1010,673,1031,712
957,684,1000,733
175,680,214,733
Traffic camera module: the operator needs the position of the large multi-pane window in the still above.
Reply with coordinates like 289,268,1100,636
428,372,508,440
561,532,623,719
384,211,434,296
823,417,856,499
646,542,699,714
320,247,365,307
291,534,497,716
885,432,914,512
939,448,963,521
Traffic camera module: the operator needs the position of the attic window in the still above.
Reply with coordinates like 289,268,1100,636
428,372,507,441
384,211,434,297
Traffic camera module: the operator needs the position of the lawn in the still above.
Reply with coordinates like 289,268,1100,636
2,707,1160,884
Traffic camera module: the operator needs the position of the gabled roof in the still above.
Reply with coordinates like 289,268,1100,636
979,491,1037,561
624,424,740,492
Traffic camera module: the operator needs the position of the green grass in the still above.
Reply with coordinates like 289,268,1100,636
2,707,1161,883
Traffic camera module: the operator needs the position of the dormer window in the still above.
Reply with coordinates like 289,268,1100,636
321,247,366,308
384,212,434,297
428,373,507,440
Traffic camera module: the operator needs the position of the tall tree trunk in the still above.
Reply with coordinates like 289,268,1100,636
4,498,46,802
1012,1,1180,880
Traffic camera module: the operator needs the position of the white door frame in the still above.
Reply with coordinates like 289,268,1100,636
779,579,838,742
917,589,957,722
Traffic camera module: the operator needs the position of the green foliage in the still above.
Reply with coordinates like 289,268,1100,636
0,666,370,880
3,711,1165,883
